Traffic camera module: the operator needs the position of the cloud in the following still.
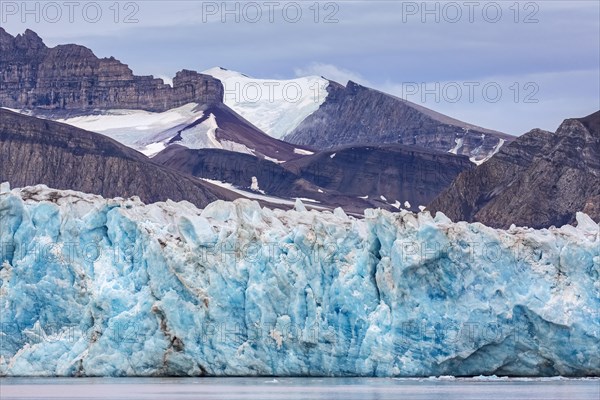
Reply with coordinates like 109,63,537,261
156,75,173,87
294,63,367,85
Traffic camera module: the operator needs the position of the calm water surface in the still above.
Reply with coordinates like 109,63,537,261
1,377,598,400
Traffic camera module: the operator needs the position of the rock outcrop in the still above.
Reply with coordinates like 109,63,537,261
284,81,514,162
428,111,600,229
0,28,223,112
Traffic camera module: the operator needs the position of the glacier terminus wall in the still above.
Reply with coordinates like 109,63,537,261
0,186,598,377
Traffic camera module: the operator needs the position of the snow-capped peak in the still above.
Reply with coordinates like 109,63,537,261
203,66,251,80
202,66,330,139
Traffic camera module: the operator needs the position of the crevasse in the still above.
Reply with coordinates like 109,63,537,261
0,186,598,377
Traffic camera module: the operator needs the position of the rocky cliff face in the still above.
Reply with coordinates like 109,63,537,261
0,28,223,112
284,81,514,162
0,109,236,207
428,111,600,229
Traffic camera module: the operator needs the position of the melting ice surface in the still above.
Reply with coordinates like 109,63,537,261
0,185,598,377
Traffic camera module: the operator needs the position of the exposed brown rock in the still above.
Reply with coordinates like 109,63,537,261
0,28,223,112
153,142,473,214
428,111,600,228
152,144,376,215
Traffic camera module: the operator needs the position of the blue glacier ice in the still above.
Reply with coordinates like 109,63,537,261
0,185,599,377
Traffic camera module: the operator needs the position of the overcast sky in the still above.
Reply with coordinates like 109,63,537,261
2,0,599,135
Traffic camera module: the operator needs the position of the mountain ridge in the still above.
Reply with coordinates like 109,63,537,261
1,28,513,163
428,110,600,228
283,80,514,162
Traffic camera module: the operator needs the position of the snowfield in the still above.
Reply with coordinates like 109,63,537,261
203,67,330,139
0,185,598,377
55,103,202,155
54,105,256,157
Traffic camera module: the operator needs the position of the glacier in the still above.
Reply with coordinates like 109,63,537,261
0,185,598,377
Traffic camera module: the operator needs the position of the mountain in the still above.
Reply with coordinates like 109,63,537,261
283,144,474,211
46,99,314,161
0,28,223,112
149,102,313,161
0,28,518,215
1,28,512,165
283,81,514,163
0,109,236,207
153,142,474,213
428,111,600,229
203,67,329,139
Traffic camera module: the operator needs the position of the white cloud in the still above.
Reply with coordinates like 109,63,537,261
294,63,367,85
157,75,173,87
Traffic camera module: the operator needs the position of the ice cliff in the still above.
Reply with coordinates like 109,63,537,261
0,186,598,377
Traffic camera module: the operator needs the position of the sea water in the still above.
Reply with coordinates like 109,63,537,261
1,377,598,400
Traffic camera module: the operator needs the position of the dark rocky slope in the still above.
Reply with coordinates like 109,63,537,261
152,145,376,214
429,111,600,228
284,81,514,162
154,143,473,213
0,109,236,207
154,145,305,197
284,145,474,211
0,28,223,112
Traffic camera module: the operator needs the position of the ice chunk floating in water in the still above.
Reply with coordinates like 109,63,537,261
0,185,598,377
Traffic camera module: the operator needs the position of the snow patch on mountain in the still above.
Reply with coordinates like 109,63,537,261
203,67,330,139
54,104,257,157
467,134,508,165
294,148,314,155
250,176,263,193
140,142,168,157
180,113,221,148
172,113,255,155
55,103,201,150
200,179,325,209
470,138,506,165
449,138,464,155
264,156,285,164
